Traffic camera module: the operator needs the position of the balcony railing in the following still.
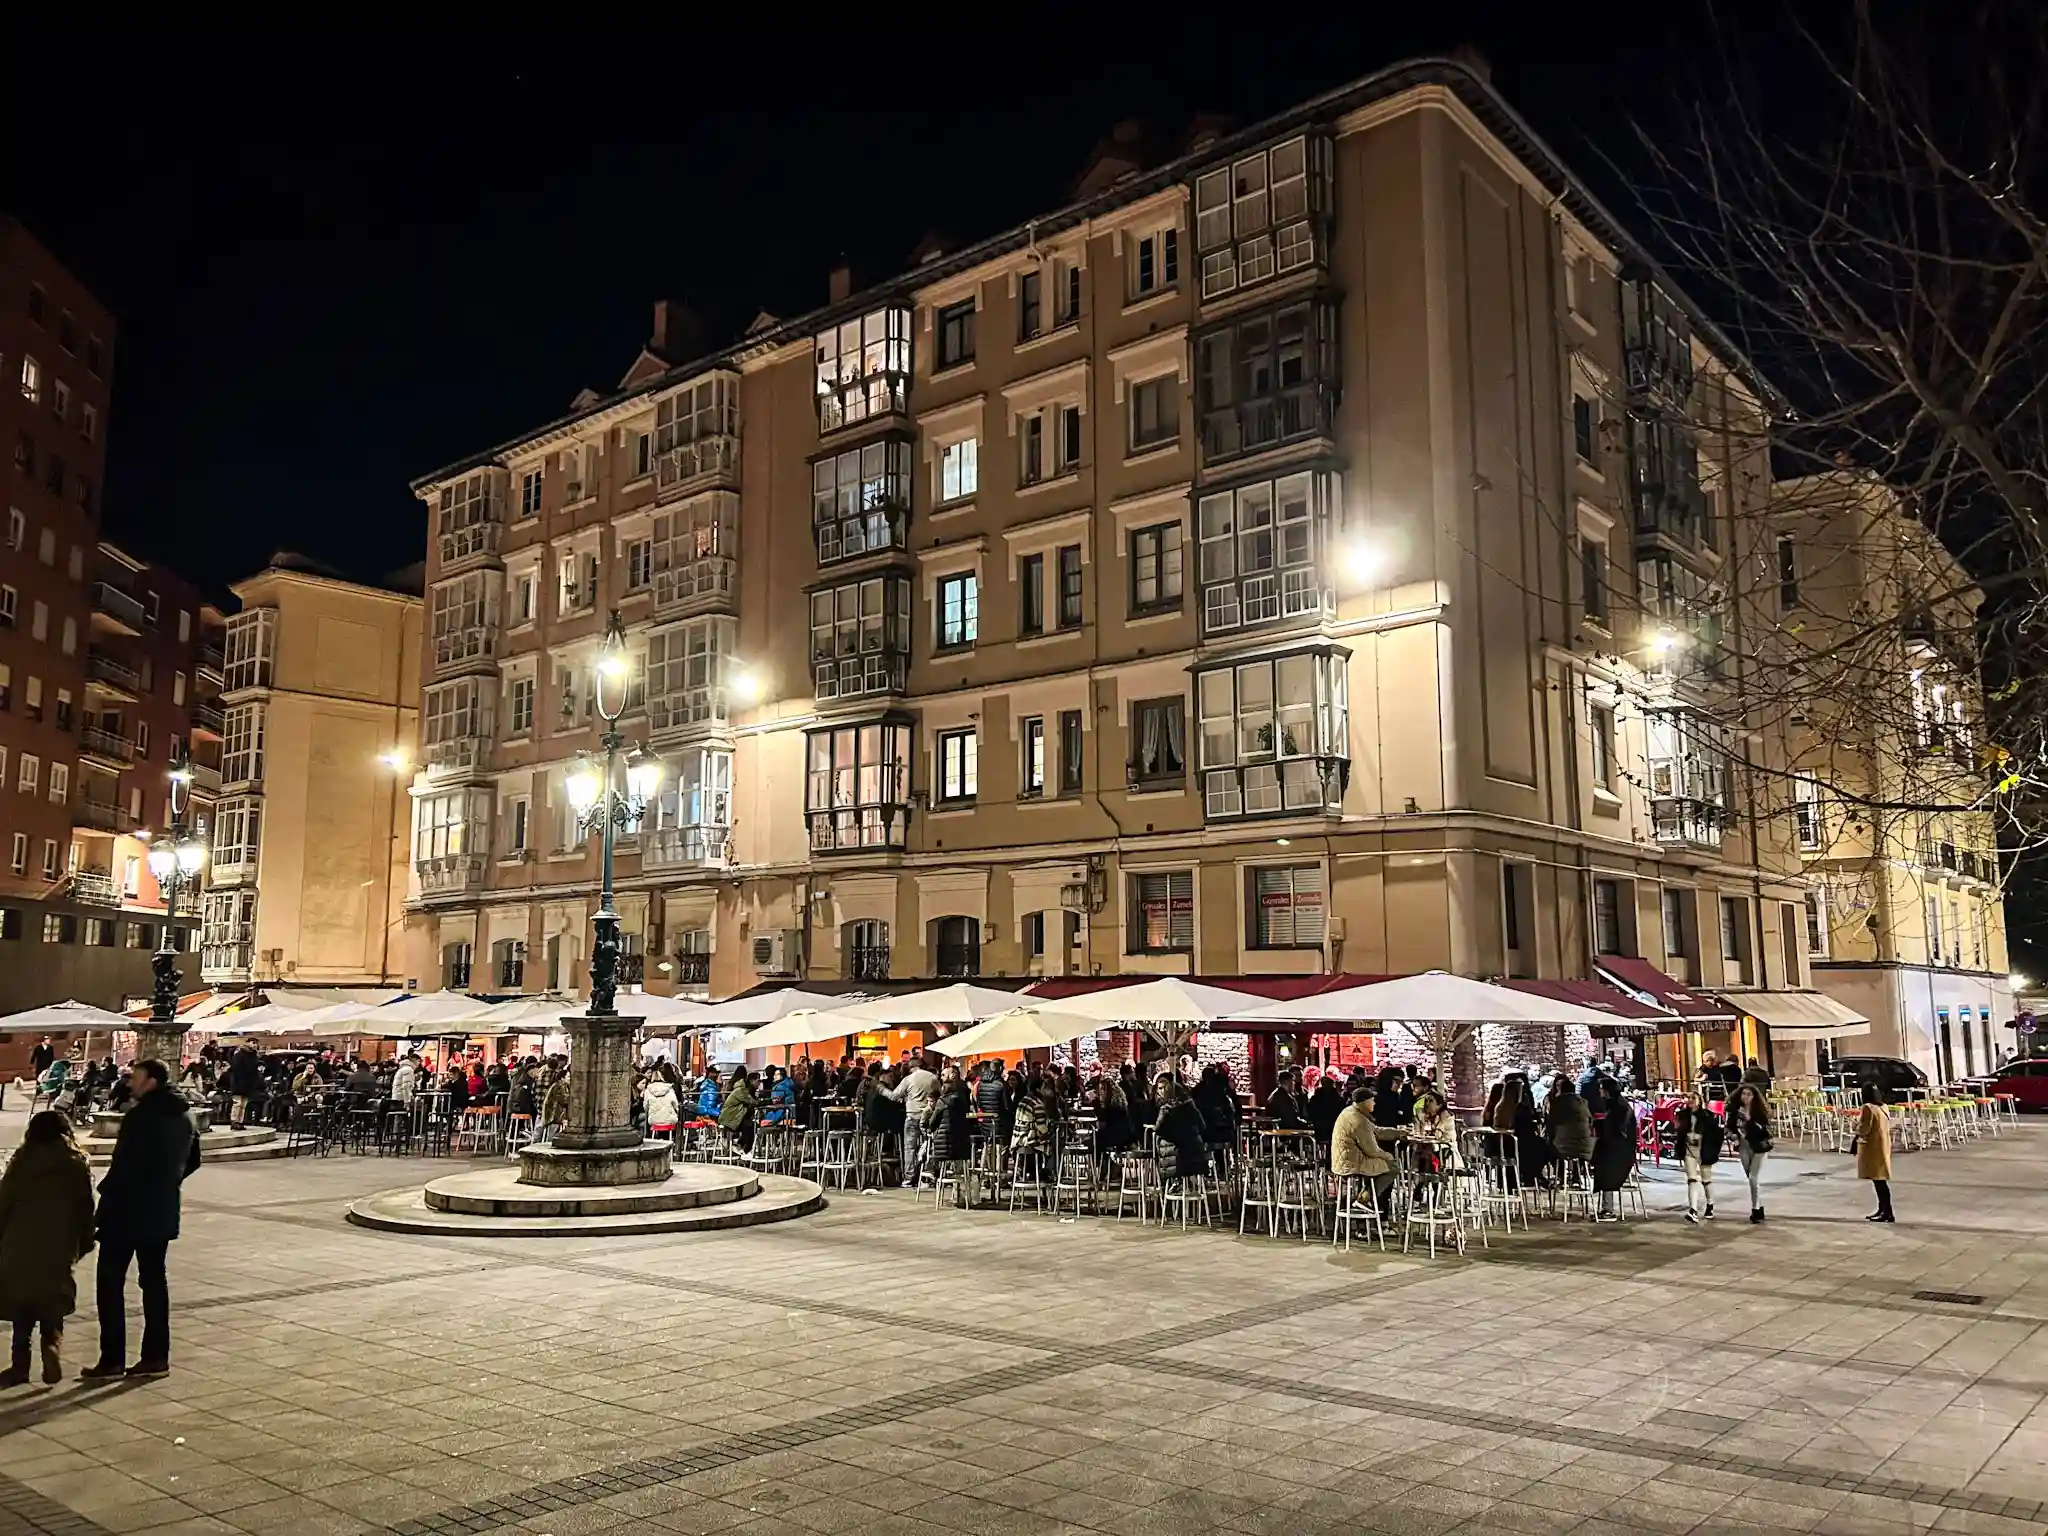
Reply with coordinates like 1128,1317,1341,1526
70,869,120,906
652,557,736,615
1199,567,1332,637
812,651,909,703
201,941,254,982
424,736,491,775
79,726,138,766
934,942,978,979
416,853,489,897
816,506,909,567
847,944,891,982
640,823,732,872
438,521,503,569
818,370,910,435
1651,796,1728,848
196,642,225,676
806,804,911,853
674,952,712,987
432,627,499,671
208,854,258,885
1198,384,1337,464
187,761,221,795
191,703,226,737
74,800,134,835
85,649,141,696
655,435,739,497
90,583,147,633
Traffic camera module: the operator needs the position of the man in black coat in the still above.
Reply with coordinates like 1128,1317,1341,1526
81,1059,199,1381
227,1043,262,1128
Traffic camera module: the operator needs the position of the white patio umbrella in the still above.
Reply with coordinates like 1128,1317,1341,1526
1045,977,1265,1023
929,1007,1102,1058
301,991,504,1040
833,983,1026,1027
733,1007,874,1052
0,1000,144,1032
1229,972,1627,1028
478,994,581,1028
687,987,841,1028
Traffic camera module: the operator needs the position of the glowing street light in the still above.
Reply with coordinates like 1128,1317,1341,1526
572,612,664,1018
142,756,208,1041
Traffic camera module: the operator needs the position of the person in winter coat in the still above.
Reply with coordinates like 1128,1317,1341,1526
972,1062,1005,1124
0,1111,96,1385
1546,1076,1595,1167
1009,1080,1052,1182
923,1068,972,1167
1193,1065,1240,1172
226,1044,262,1128
1489,1075,1545,1189
885,1058,939,1187
1672,1088,1725,1223
1329,1090,1396,1215
81,1060,199,1381
1724,1082,1772,1222
1154,1081,1209,1184
390,1055,421,1106
1853,1085,1895,1222
541,1072,570,1130
1371,1066,1413,1128
718,1070,759,1151
643,1075,681,1136
1409,1089,1462,1171
1589,1078,1638,1222
695,1071,723,1120
1265,1070,1309,1130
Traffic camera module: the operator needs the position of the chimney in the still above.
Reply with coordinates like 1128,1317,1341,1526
828,263,855,304
648,300,703,362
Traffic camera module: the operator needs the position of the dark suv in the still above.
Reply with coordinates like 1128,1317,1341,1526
1822,1056,1929,1099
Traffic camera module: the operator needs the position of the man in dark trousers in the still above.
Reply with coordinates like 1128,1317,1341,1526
80,1058,199,1381
29,1037,56,1075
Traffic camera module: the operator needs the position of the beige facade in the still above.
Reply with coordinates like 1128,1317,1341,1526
1773,473,2011,1078
199,562,419,989
404,62,1824,1037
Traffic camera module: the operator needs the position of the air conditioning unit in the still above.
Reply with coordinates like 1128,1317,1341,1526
751,928,803,976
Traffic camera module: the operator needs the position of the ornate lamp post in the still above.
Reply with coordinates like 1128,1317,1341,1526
518,612,672,1187
137,760,206,1067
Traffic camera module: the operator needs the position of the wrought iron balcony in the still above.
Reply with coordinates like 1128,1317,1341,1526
191,703,225,738
1651,795,1728,848
79,726,138,767
84,649,141,698
70,868,120,906
89,582,146,634
73,800,135,836
416,852,489,897
674,951,712,987
438,520,503,570
640,823,732,872
847,944,891,982
655,435,740,498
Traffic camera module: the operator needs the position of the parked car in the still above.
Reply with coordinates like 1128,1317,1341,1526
1822,1055,1929,1100
1990,1059,2048,1112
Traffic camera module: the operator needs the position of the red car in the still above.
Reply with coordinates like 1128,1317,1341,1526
1991,1060,2048,1111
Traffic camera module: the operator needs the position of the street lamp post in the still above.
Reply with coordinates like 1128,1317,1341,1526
138,761,207,1067
517,611,672,1188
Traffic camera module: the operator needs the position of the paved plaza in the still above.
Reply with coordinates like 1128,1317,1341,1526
0,1113,2045,1536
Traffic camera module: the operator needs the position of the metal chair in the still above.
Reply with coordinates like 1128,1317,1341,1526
1331,1173,1388,1251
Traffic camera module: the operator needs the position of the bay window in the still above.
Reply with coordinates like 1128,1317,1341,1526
435,469,506,565
811,576,912,700
805,720,912,852
814,438,911,563
646,616,737,731
1645,710,1729,846
645,747,733,869
653,374,739,486
1195,649,1348,818
815,307,912,432
209,797,261,878
423,678,494,771
651,492,738,608
1196,469,1337,635
1192,134,1330,300
431,572,500,669
1194,298,1339,462
222,607,276,693
222,703,265,787
414,788,490,864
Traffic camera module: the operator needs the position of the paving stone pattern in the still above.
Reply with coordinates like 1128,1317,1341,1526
0,1115,2046,1534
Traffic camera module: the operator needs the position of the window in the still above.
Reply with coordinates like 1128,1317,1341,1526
415,789,488,863
40,841,59,882
506,796,530,854
442,943,473,990
936,729,978,803
1133,227,1179,298
1057,404,1083,473
135,720,150,758
934,914,981,977
813,438,911,562
805,720,913,852
1057,545,1083,629
8,834,23,876
126,921,154,949
938,437,978,503
47,763,66,805
43,913,76,944
80,404,97,441
557,551,598,614
210,797,262,871
0,587,13,627
1019,405,1083,484
1193,134,1325,299
1195,651,1348,816
1925,892,1944,964
85,917,115,948
1503,863,1526,953
1018,553,1045,636
1130,375,1179,452
1055,263,1082,325
1663,887,1689,961
1590,704,1616,790
1645,710,1729,845
17,754,36,795
1018,270,1042,341
1776,533,1800,611
53,690,70,732
1721,896,1747,962
5,508,19,549
1129,871,1194,953
1580,536,1608,627
1781,901,1803,985
172,670,185,705
52,379,71,422
1019,414,1043,485
625,537,653,591
223,608,277,691
509,675,536,735
30,601,46,641
422,678,494,767
26,287,46,323
1593,879,1624,955
814,307,912,432
178,610,191,642
1020,716,1046,798
1196,469,1337,634
167,733,182,764
1059,709,1084,794
222,703,265,786
810,575,912,700
1129,697,1186,787
1130,521,1184,613
936,572,978,649
1250,865,1325,948
1793,777,1822,849
1195,298,1337,462
645,616,738,729
86,338,102,376
22,677,37,721
66,545,80,580
935,300,976,369
493,939,526,989
510,570,537,627
1573,394,1597,464
520,470,542,517
19,357,41,404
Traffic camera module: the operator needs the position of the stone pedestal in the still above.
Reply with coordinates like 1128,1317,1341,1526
518,1013,672,1188
131,1023,189,1070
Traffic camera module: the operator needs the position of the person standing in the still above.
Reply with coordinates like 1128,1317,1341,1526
1673,1088,1724,1223
226,1043,262,1129
29,1038,56,1077
1726,1083,1773,1222
884,1056,938,1188
1854,1085,1895,1222
81,1060,199,1381
0,1111,96,1385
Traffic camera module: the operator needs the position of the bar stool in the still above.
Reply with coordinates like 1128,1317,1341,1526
1007,1143,1053,1213
1111,1149,1158,1223
1330,1173,1387,1252
503,1111,538,1159
1053,1139,1098,1219
1238,1146,1279,1237
1157,1151,1213,1231
1403,1173,1469,1258
1466,1129,1531,1233
1553,1157,1598,1224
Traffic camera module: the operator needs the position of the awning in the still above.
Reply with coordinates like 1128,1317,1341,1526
1500,979,1671,1037
1715,987,1870,1040
1595,958,1737,1023
1024,974,1390,1033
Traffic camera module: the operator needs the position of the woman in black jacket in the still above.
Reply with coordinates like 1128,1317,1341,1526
1193,1064,1239,1174
1724,1083,1772,1223
1673,1088,1724,1223
1154,1081,1209,1184
1589,1077,1638,1222
923,1068,972,1167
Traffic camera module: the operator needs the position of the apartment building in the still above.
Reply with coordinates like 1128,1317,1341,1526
1773,472,2012,1079
197,557,419,992
403,57,1824,1060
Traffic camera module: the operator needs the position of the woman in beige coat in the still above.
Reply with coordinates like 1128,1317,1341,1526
1853,1085,1895,1222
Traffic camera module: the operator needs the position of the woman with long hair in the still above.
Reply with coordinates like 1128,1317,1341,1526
0,1111,95,1385
1725,1082,1773,1222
